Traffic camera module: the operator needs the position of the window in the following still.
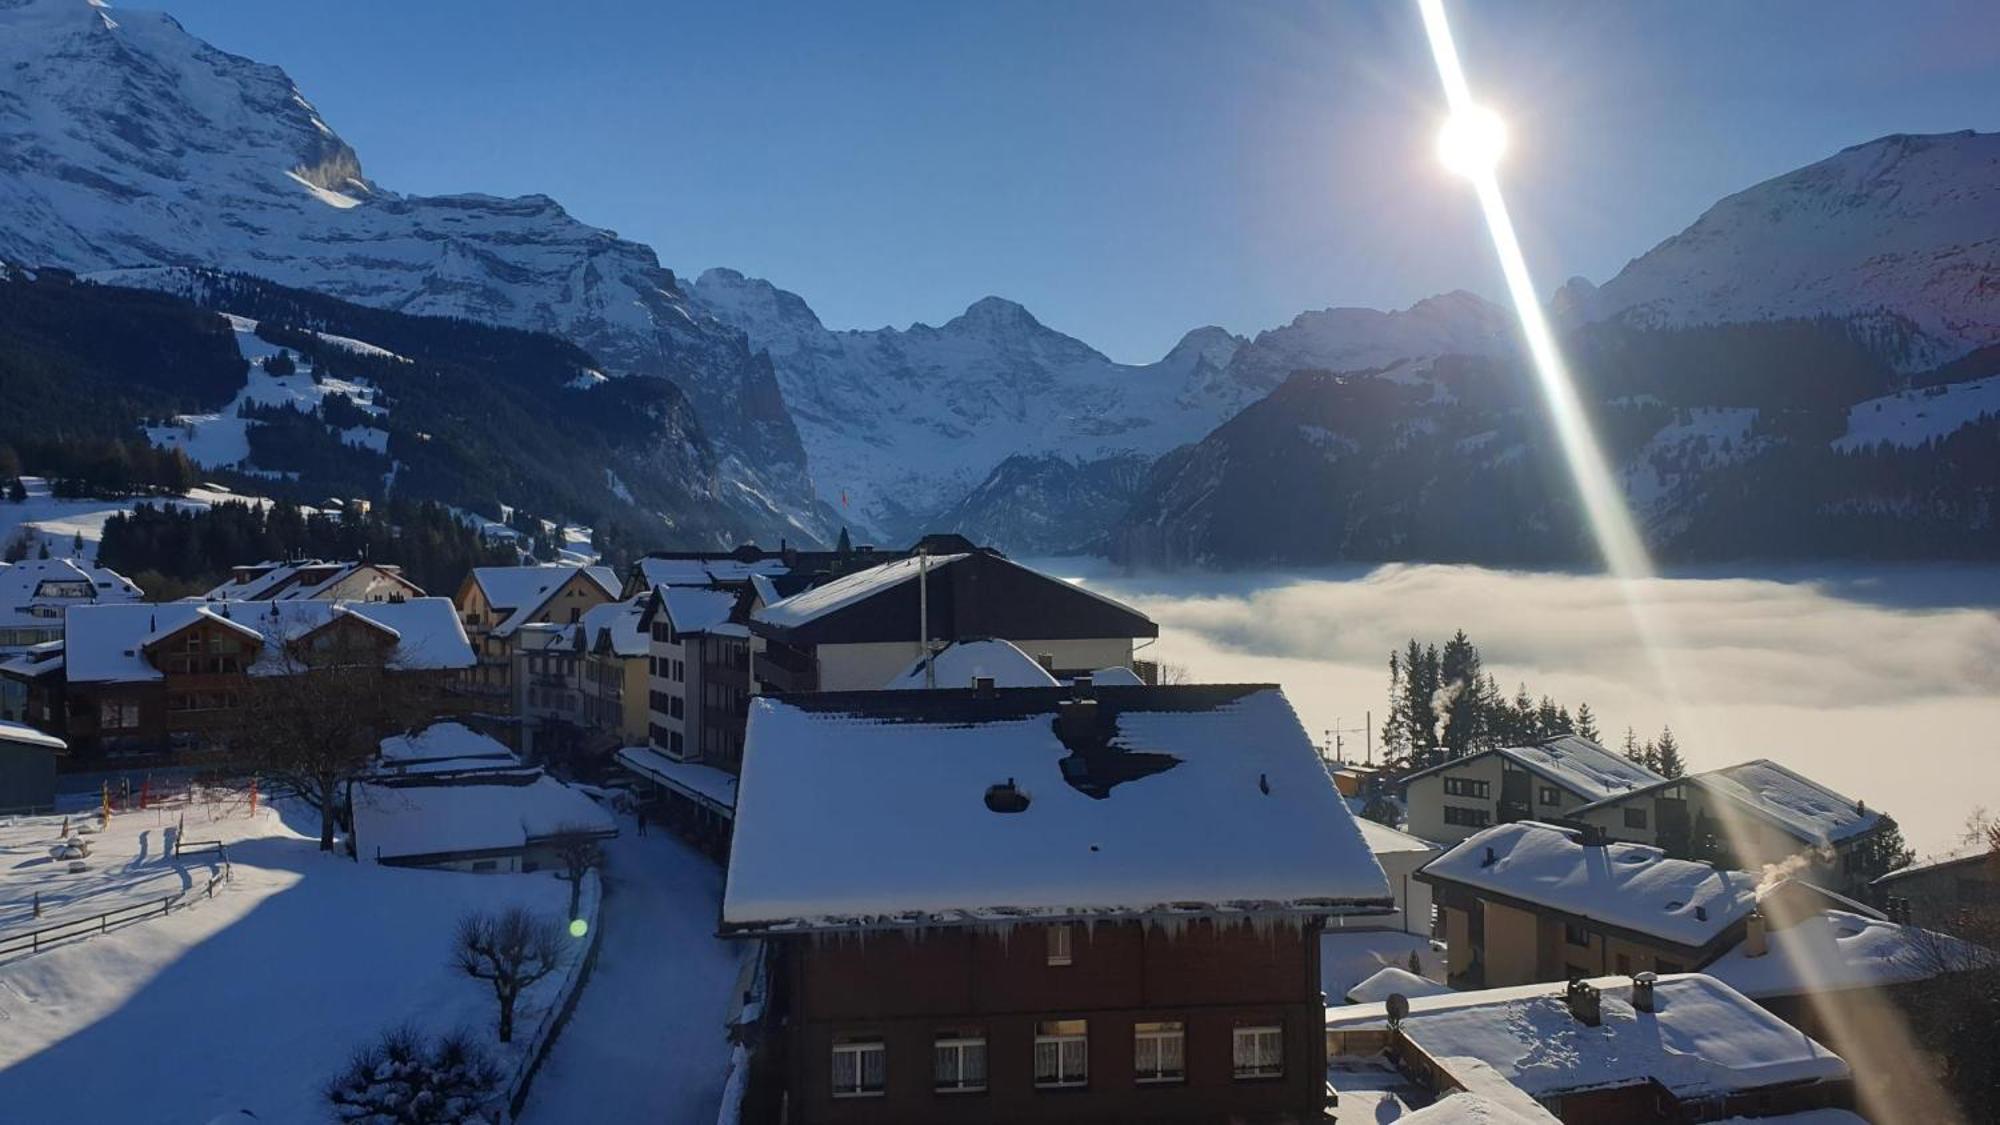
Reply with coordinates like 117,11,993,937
1133,1021,1184,1084
1539,785,1562,806
1615,954,1633,975
831,1038,886,1098
933,1030,986,1093
1443,806,1491,828
670,695,684,719
1443,777,1490,798
1564,922,1591,948
1624,806,1649,830
1046,923,1073,966
98,699,140,730
1034,1020,1088,1088
1232,1025,1283,1079
469,859,498,872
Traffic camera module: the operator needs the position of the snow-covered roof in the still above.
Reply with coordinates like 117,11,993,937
1392,1058,1561,1124
634,556,789,589
1875,843,1997,884
752,553,967,631
1407,735,1663,803
1083,665,1145,687
1697,760,1883,846
1575,760,1885,849
1355,816,1441,856
1419,822,1757,949
656,586,746,638
723,684,1392,933
0,718,64,752
1704,909,1996,999
203,560,418,602
1344,966,1453,1004
1325,974,1849,1100
472,565,617,633
882,638,1060,690
615,745,739,815
578,597,648,657
0,557,143,629
62,599,473,683
378,722,517,765
351,774,616,863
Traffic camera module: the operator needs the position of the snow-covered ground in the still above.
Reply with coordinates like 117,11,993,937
143,314,388,472
0,797,233,931
0,800,578,1124
1832,374,2000,452
0,476,276,564
518,817,745,1125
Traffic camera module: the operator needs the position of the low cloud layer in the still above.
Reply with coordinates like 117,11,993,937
1050,560,2000,854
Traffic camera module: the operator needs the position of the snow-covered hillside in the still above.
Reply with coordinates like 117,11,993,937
0,477,279,564
143,315,390,474
0,0,821,544
1833,375,2000,452
1576,132,2000,372
693,269,1510,545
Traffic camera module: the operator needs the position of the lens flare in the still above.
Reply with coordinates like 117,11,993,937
1437,104,1507,179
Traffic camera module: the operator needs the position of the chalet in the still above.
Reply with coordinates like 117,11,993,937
1419,821,1758,988
1873,844,2000,930
641,584,752,767
0,640,65,727
452,564,617,709
1570,760,1889,892
0,557,142,654
574,597,650,754
1324,973,1857,1123
722,682,1393,1124
1401,736,1662,845
749,548,1159,694
51,598,473,763
201,559,424,603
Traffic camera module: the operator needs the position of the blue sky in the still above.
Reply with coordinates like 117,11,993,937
160,0,1997,363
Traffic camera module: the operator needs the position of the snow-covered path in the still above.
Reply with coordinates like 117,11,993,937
519,819,745,1125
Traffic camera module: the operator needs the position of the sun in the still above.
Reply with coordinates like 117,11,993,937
1437,104,1508,178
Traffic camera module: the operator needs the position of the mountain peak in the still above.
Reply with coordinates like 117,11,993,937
949,295,1043,332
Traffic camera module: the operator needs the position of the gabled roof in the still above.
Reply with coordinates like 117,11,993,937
204,560,422,602
1574,759,1884,848
1874,844,1998,885
751,550,1157,646
1705,909,1996,999
0,558,143,629
723,684,1391,934
1405,736,1663,803
651,585,746,638
351,772,616,863
632,556,790,590
476,565,618,637
578,597,649,657
882,638,1060,690
1418,821,1757,950
63,599,474,683
1326,974,1849,1101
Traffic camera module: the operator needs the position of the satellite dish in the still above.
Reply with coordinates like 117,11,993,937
1386,992,1410,1029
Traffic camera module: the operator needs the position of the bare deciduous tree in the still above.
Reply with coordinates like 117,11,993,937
453,906,564,1044
220,619,442,851
546,823,604,917
325,1023,498,1123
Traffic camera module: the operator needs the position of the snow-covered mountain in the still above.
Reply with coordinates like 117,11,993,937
0,0,823,544
691,268,1511,546
1572,131,2000,373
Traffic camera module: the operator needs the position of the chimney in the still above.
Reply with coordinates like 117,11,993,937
1071,673,1094,699
1577,824,1608,847
1038,651,1055,673
1631,971,1657,1012
1056,697,1099,742
1480,846,1498,868
1743,911,1768,957
1565,978,1602,1027
1694,904,1708,922
973,675,996,697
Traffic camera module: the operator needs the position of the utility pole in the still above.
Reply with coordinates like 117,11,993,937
1328,714,1369,765
919,549,935,689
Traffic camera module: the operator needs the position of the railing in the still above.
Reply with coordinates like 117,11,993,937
0,845,231,960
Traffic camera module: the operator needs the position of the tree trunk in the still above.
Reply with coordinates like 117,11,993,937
498,989,515,1043
568,873,582,917
319,798,335,852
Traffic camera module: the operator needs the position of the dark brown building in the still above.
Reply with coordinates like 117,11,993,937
722,683,1395,1124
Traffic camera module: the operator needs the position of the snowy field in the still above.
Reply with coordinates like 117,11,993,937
1833,373,2000,452
143,313,389,472
0,799,577,1124
0,476,275,564
1052,559,2000,856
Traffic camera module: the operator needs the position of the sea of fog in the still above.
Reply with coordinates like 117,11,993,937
1041,559,2000,857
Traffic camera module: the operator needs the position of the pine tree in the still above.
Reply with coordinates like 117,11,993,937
1575,702,1600,742
1845,814,1915,884
1654,726,1685,778
1438,630,1487,758
70,530,84,555
1622,727,1644,765
5,477,24,503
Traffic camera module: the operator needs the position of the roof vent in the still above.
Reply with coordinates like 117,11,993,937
1565,978,1602,1027
1480,846,1498,868
973,675,996,697
1631,971,1658,1012
1694,904,1708,922
984,778,1030,814
1072,673,1094,699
